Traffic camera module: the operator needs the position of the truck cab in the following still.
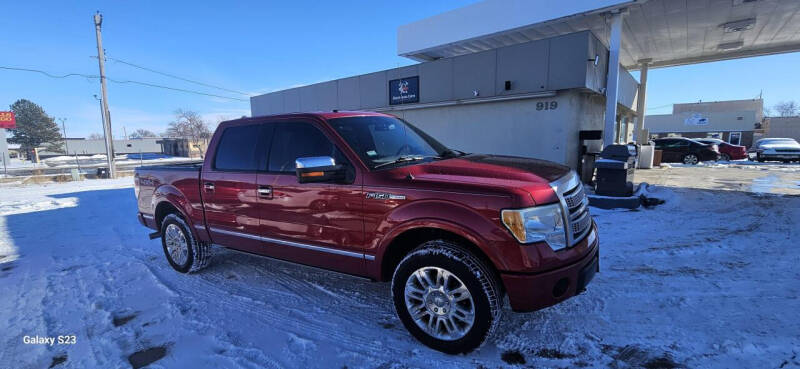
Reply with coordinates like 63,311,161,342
134,111,599,354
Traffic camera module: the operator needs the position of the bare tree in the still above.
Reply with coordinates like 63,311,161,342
165,109,212,157
773,101,799,117
87,133,104,140
129,129,158,139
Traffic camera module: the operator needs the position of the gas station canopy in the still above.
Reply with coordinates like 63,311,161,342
398,0,800,70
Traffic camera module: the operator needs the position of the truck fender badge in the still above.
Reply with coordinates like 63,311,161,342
366,192,406,200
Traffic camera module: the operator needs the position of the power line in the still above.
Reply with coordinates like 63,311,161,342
105,77,248,101
105,56,252,96
0,65,248,102
646,103,673,111
0,66,98,79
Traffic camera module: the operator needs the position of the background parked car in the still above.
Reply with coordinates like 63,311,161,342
748,138,800,163
653,138,720,165
695,138,747,161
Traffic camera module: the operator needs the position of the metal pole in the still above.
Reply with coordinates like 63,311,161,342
123,126,127,140
2,152,7,176
603,10,625,147
634,59,651,143
59,117,69,155
93,12,116,178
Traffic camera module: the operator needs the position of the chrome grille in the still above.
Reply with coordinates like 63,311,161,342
551,172,592,247
571,210,591,238
563,183,586,210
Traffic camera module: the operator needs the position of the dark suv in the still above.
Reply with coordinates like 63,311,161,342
653,138,720,165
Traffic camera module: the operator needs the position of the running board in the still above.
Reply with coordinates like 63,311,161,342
148,231,162,240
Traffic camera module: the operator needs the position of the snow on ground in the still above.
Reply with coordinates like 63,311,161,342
1,174,799,368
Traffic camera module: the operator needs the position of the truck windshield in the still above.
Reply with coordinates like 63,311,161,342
328,116,458,170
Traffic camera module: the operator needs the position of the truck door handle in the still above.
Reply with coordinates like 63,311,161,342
204,182,215,192
258,186,272,198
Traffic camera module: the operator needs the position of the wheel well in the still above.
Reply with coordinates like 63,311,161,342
154,201,181,229
380,227,499,283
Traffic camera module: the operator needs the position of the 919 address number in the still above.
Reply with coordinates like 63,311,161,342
536,101,558,111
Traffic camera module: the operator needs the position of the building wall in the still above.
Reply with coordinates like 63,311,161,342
386,90,604,168
645,110,757,133
766,116,800,142
38,138,164,157
673,99,763,122
251,31,639,116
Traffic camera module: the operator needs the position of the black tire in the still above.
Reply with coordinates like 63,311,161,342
391,240,502,354
160,213,211,273
720,153,731,161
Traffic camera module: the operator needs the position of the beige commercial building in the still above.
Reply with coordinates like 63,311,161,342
645,99,765,147
765,116,800,142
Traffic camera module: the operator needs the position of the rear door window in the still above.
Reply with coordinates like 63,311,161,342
214,124,266,171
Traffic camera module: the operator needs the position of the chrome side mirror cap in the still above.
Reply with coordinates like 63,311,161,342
295,156,344,183
295,156,336,169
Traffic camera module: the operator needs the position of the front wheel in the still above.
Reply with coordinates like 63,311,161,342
391,240,502,354
720,153,731,161
682,154,699,165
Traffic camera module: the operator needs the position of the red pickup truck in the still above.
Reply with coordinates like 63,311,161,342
134,111,599,353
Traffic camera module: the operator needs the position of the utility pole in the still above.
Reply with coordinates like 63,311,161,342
123,126,127,140
59,117,69,155
93,11,116,178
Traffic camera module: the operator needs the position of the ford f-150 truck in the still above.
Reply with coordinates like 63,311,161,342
134,111,599,353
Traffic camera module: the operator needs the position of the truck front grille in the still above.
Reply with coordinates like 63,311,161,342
561,180,592,245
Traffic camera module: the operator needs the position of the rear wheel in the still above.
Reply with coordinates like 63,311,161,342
391,240,502,354
720,153,731,161
160,213,211,273
682,154,699,165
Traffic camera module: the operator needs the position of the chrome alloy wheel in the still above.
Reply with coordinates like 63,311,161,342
683,154,699,165
404,267,475,341
164,224,189,266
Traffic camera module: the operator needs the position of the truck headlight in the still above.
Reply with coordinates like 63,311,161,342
501,204,567,250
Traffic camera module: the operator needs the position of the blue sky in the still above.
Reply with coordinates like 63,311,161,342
3,1,799,138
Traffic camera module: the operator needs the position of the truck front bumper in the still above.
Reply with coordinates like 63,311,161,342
501,234,599,312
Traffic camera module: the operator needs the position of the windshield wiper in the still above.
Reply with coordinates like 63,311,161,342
373,155,426,169
436,149,468,159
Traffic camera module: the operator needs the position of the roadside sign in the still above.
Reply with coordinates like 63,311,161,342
0,111,15,129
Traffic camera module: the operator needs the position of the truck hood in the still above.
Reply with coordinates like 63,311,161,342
385,154,572,205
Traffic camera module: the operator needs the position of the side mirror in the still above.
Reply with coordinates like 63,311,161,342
295,156,345,183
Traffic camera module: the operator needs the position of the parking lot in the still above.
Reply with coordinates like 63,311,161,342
637,161,800,196
0,163,798,368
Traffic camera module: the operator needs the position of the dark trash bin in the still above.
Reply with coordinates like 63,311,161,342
595,144,637,197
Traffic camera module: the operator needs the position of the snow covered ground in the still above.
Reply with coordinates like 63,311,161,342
1,172,799,368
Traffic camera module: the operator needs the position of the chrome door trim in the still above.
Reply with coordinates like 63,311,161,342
209,227,374,260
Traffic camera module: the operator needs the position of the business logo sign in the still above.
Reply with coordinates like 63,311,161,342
389,76,419,105
684,113,709,126
0,111,15,129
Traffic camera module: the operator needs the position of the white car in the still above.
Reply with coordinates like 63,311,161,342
748,138,800,162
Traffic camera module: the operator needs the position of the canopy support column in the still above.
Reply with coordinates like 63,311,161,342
634,59,651,143
603,10,625,147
